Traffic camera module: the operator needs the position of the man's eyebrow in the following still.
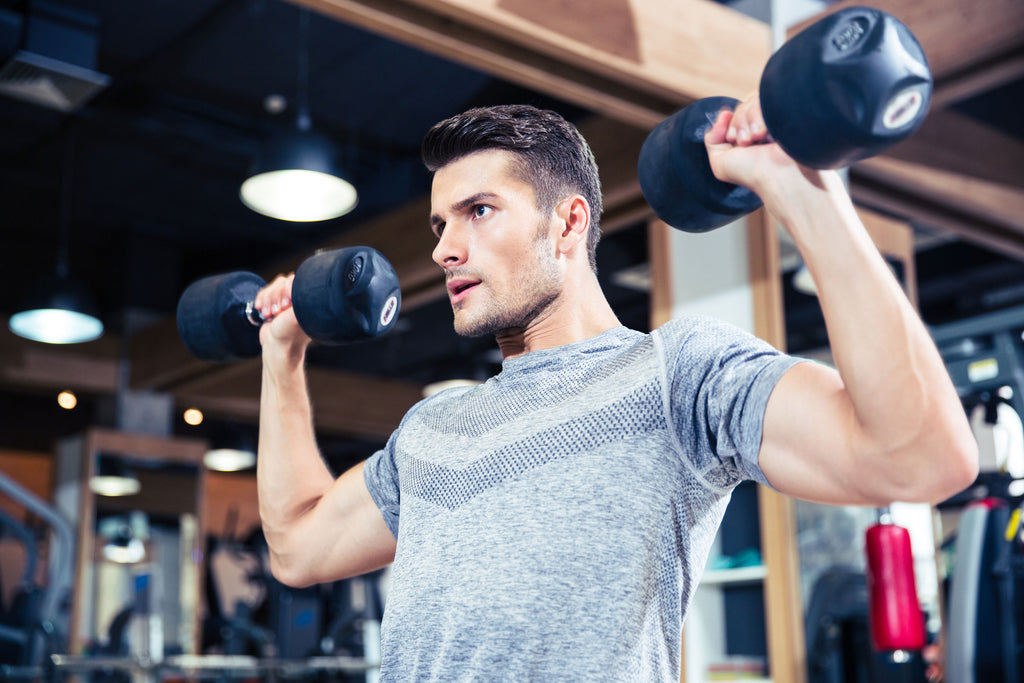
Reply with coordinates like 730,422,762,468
430,192,499,230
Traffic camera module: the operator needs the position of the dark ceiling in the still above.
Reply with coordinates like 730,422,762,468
0,0,1021,468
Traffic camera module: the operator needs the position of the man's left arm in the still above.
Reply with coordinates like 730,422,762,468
706,98,978,506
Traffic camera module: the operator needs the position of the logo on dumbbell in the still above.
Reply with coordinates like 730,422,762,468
347,256,364,285
832,17,868,52
882,88,924,130
380,295,398,328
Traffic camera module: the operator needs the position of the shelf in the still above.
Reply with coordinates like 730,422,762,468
699,564,767,586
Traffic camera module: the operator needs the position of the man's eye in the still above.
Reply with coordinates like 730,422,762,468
472,205,491,219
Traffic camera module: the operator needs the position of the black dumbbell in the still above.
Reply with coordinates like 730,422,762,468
176,246,401,362
639,6,932,233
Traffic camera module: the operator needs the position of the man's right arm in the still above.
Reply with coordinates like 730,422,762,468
255,275,397,588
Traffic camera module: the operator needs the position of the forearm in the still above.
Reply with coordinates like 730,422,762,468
765,173,977,499
257,346,335,562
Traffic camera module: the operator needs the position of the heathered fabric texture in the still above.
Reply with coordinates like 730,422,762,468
363,316,802,681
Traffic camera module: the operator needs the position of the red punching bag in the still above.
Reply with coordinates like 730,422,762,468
865,520,926,651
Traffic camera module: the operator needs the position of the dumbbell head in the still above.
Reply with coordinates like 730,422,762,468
176,271,266,362
638,96,764,232
760,6,932,169
292,246,401,345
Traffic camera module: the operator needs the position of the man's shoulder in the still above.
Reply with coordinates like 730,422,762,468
652,315,725,343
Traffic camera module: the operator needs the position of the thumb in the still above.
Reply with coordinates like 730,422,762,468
704,108,734,147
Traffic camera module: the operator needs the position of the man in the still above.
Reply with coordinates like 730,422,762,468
253,99,978,681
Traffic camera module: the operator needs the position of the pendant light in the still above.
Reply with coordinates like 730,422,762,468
9,137,104,344
240,7,357,222
89,455,141,497
203,425,257,472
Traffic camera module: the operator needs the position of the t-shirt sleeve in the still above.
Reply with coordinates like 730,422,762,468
363,430,401,539
659,316,805,489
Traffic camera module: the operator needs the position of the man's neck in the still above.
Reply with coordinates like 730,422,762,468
495,274,621,360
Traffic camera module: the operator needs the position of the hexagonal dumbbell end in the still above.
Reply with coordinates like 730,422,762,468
176,271,267,362
291,246,401,345
760,6,932,169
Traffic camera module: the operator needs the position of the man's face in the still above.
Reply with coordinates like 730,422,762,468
430,149,562,338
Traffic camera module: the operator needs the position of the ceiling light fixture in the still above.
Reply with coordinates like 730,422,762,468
89,456,141,497
57,390,77,410
203,427,257,472
203,448,257,472
9,136,103,344
240,8,356,222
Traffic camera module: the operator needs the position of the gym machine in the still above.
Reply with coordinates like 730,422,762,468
0,472,74,679
931,306,1024,681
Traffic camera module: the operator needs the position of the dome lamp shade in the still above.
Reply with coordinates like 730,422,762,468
9,273,104,344
240,127,357,222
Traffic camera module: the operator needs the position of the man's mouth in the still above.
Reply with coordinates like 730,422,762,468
447,278,481,303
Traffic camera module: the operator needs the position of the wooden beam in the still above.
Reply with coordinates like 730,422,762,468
130,318,215,392
748,209,785,349
745,208,807,683
931,48,1024,109
0,325,120,394
884,109,1024,190
788,0,1024,106
858,207,918,307
852,155,1024,257
299,0,769,128
647,220,672,329
173,363,423,440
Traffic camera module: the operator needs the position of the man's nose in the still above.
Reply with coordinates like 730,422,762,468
432,223,468,268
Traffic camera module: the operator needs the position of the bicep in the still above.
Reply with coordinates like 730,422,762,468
282,461,397,585
758,362,885,506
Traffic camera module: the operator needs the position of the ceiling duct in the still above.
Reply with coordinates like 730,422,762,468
0,0,109,112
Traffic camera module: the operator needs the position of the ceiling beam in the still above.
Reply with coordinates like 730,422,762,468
883,109,1024,190
852,156,1024,260
127,323,424,439
299,0,770,129
0,327,120,395
0,322,419,440
171,361,423,440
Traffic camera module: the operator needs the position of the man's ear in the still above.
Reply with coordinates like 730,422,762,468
555,195,590,256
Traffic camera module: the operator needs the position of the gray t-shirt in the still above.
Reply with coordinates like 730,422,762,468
363,316,801,681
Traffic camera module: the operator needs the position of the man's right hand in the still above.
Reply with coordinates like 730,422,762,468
254,274,312,362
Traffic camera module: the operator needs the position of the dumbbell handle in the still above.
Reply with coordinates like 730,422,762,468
245,300,264,327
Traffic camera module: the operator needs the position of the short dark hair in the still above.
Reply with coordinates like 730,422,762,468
421,104,603,271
